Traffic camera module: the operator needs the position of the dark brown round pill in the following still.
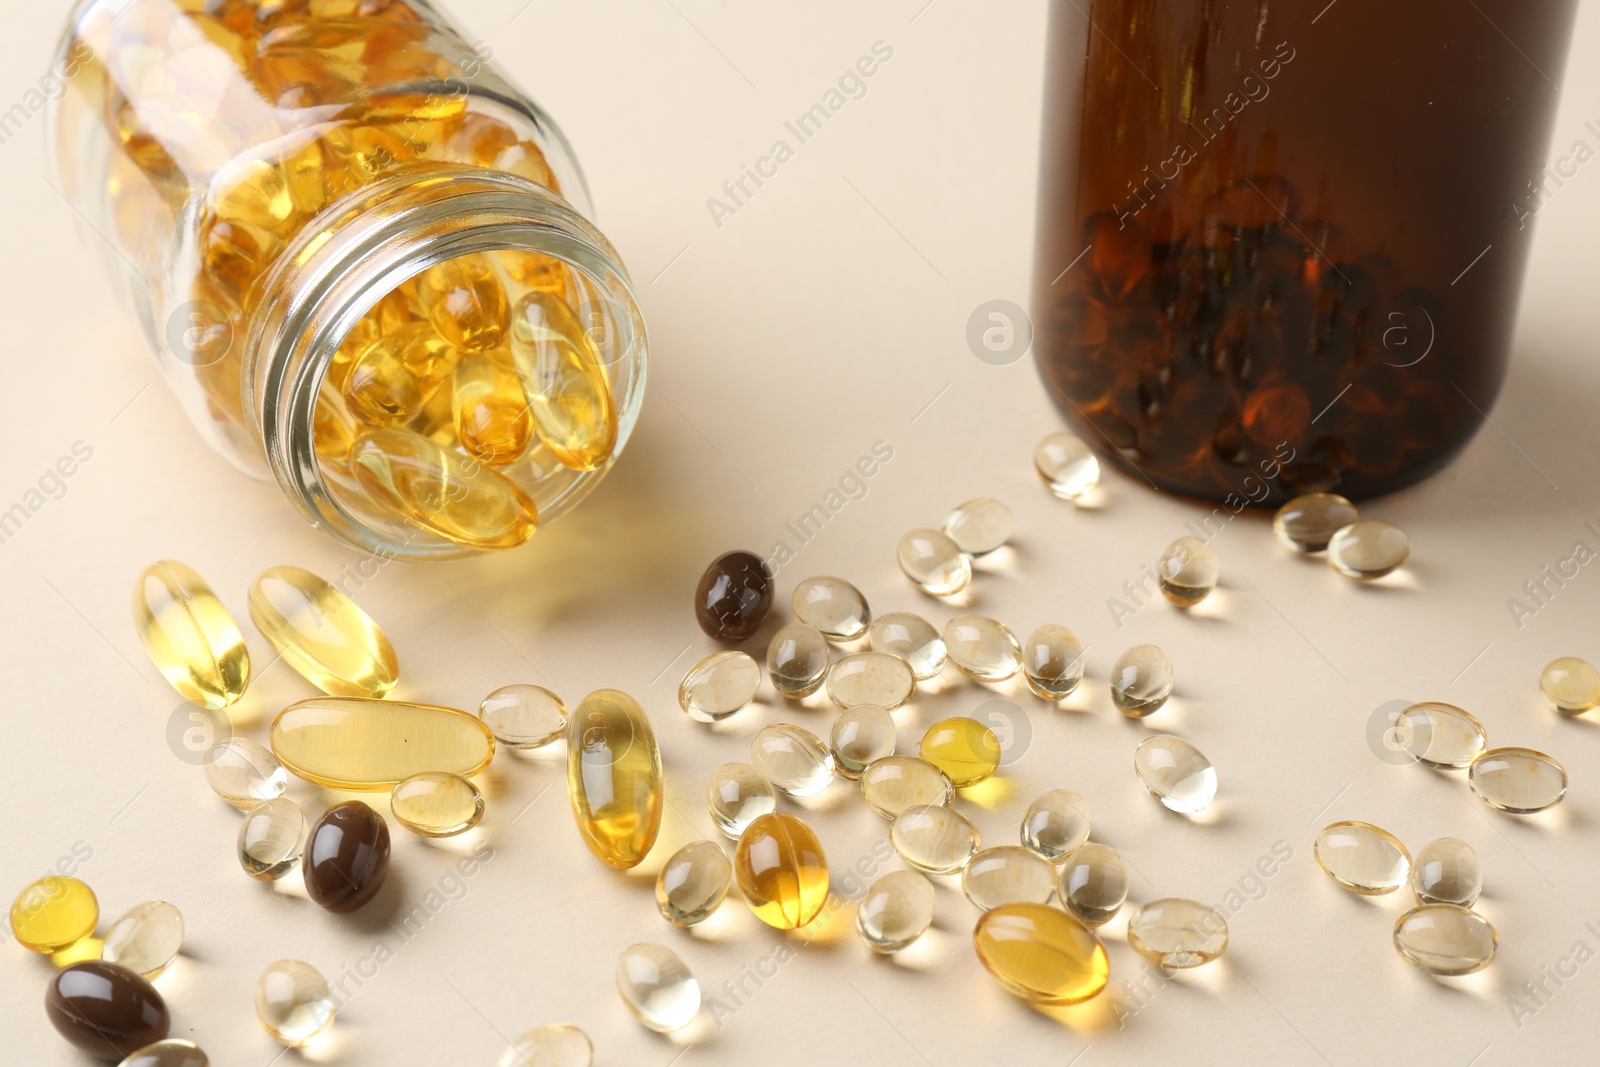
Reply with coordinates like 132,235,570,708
305,800,391,913
694,550,773,641
45,961,170,1060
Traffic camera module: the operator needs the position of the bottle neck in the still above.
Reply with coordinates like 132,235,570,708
244,164,647,560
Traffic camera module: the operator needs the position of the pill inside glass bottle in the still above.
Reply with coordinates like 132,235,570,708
49,0,648,558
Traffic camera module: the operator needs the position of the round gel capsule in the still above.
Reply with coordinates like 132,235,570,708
255,960,334,1047
1540,656,1600,713
47,962,170,1059
391,772,485,837
767,623,831,699
478,684,567,749
897,528,973,596
694,550,772,641
1393,904,1498,976
827,652,915,710
204,737,287,809
706,762,776,838
1057,842,1128,926
1273,492,1357,553
656,841,732,927
1327,519,1410,579
942,615,1023,681
238,797,308,881
678,650,761,723
1127,898,1228,968
120,1039,209,1067
1133,735,1216,813
1111,644,1173,716
830,704,897,779
891,804,981,874
856,870,935,953
944,497,1012,554
496,1024,593,1067
973,902,1109,1004
868,611,947,679
1393,702,1488,769
10,876,98,954
919,717,1001,787
751,724,835,797
860,756,956,819
962,846,1056,910
734,812,829,929
1468,747,1567,813
1022,624,1085,699
1412,837,1481,906
101,901,183,980
1157,536,1219,607
1021,789,1091,861
1034,432,1100,500
791,576,870,641
1315,821,1411,894
617,943,700,1032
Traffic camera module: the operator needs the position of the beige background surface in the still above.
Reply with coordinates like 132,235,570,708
3,1,1599,1064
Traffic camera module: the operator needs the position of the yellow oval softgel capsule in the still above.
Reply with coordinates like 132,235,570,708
566,689,663,869
734,811,830,930
270,697,494,790
248,566,399,697
919,716,1001,788
391,772,485,838
133,561,251,709
509,291,618,472
351,427,538,550
973,902,1111,1006
9,876,98,954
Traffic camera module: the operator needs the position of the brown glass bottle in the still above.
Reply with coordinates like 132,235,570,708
1033,0,1576,505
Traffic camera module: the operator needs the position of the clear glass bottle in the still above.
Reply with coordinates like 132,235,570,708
49,0,647,558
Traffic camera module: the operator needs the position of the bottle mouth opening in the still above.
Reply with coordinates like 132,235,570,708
246,165,647,560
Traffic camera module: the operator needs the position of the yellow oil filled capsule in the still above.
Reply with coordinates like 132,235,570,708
342,322,456,426
509,291,617,471
313,383,360,465
206,155,309,243
919,717,1001,787
133,561,251,709
9,876,98,955
350,427,538,549
270,696,494,790
973,902,1110,1005
416,253,510,353
247,566,399,697
500,250,571,299
453,351,535,466
734,811,829,930
566,689,663,869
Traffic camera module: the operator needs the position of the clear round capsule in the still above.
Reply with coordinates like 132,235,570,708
767,624,831,699
204,738,287,809
390,772,484,838
1393,702,1488,769
1540,656,1600,714
1468,747,1567,813
942,615,1023,682
897,528,973,596
1157,536,1219,607
119,1040,209,1067
830,704,898,779
238,798,308,882
944,497,1013,554
859,756,955,819
678,650,761,723
101,901,184,980
1393,904,1497,976
1315,821,1411,894
1057,842,1128,926
1327,519,1410,580
962,846,1056,911
868,612,947,680
856,870,936,953
1021,624,1085,700
478,684,567,749
255,960,334,1048
706,762,776,839
1273,492,1358,553
791,576,870,641
496,1025,593,1067
751,724,836,797
1020,789,1091,861
890,803,981,874
1110,644,1173,716
656,841,732,927
1412,837,1481,907
1127,898,1228,968
1133,735,1216,813
1034,432,1100,499
616,943,700,1033
826,652,915,710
